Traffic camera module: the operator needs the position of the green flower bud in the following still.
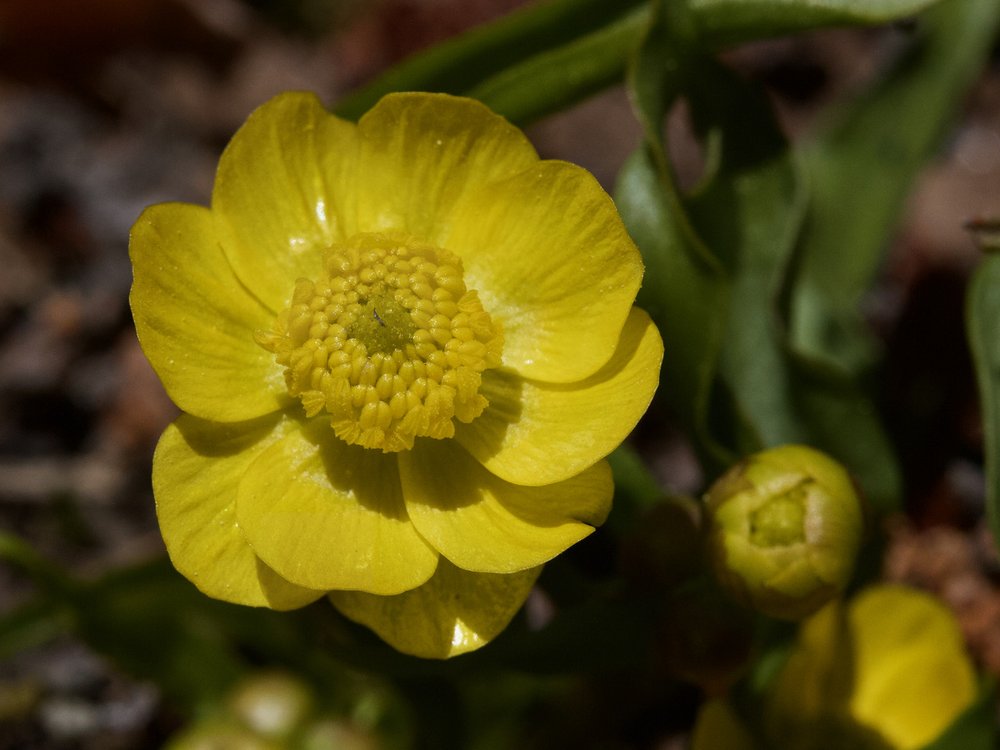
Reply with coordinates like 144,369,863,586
619,495,705,590
704,444,863,620
655,577,755,695
302,719,380,750
228,672,313,741
166,721,281,750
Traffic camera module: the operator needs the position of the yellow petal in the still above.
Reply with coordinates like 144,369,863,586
457,308,662,486
766,600,853,734
235,422,438,595
213,92,358,312
400,440,611,573
354,92,538,243
848,586,976,749
153,413,323,610
444,160,644,383
329,559,540,659
768,586,977,750
130,203,286,422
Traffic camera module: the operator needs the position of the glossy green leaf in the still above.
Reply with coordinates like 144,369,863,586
968,254,1000,548
786,357,901,511
337,0,948,129
773,0,1000,510
621,2,902,508
682,59,807,454
789,0,1000,375
334,0,646,121
617,0,733,469
616,148,732,468
690,0,941,48
467,6,650,124
681,59,899,510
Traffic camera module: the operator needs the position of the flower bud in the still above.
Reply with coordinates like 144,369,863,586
166,722,281,750
704,444,863,620
302,719,380,750
619,495,704,591
228,672,313,740
766,586,977,750
655,577,755,695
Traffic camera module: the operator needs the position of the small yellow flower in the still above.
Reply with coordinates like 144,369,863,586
691,586,978,750
129,92,662,658
767,585,977,750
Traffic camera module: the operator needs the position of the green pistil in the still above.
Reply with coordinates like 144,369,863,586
347,292,416,354
749,484,808,547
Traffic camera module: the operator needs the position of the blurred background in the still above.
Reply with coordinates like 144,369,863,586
1,0,999,747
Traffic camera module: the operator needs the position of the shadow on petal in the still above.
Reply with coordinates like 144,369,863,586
175,411,286,459
456,307,661,487
400,440,611,574
454,367,524,463
297,416,409,522
330,560,541,659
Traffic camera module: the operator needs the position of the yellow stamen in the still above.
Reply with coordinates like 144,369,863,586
256,232,503,452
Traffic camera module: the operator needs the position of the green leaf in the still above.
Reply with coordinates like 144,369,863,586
616,149,732,469
621,2,902,508
609,444,663,508
334,0,646,121
682,59,808,454
336,0,949,127
466,6,650,125
785,356,902,511
968,253,1000,548
789,0,1000,375
0,598,73,661
690,0,941,48
617,0,733,469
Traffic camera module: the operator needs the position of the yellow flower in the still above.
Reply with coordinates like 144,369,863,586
767,585,977,750
129,92,662,658
691,586,978,750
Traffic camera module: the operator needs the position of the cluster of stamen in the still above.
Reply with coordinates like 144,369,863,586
257,233,503,452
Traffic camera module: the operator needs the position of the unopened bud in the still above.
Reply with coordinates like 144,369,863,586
228,672,313,740
705,444,863,620
619,495,704,590
655,577,755,695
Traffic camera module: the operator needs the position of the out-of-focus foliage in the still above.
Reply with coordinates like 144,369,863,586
790,0,1000,377
969,244,1000,551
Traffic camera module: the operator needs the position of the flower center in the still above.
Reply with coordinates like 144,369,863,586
748,483,808,548
256,232,503,452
